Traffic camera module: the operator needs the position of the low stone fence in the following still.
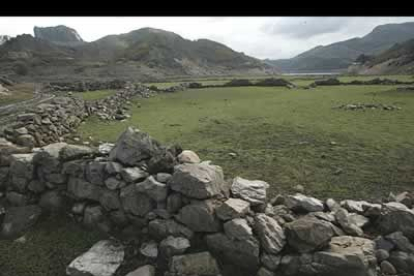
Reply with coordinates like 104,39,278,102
44,79,128,92
1,127,414,276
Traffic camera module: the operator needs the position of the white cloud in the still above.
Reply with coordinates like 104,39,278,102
0,16,413,60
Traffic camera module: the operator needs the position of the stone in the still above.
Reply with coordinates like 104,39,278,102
292,184,305,193
136,176,168,202
285,193,324,213
261,253,281,271
376,249,390,262
169,252,220,276
257,267,274,276
124,265,155,276
375,235,395,252
62,160,86,177
72,202,86,215
14,127,28,135
224,218,253,240
177,150,201,164
60,144,95,161
86,161,106,185
39,190,65,211
156,172,172,183
0,205,42,239
9,153,35,181
348,213,370,228
385,231,414,253
105,177,126,190
68,177,103,201
254,214,286,254
83,205,104,227
140,241,158,258
28,180,46,193
206,232,260,270
285,216,334,253
381,260,397,275
231,176,269,206
121,167,148,183
147,149,175,174
170,162,226,199
98,143,115,155
148,219,194,240
6,192,27,206
120,185,155,217
395,191,413,208
216,198,250,220
270,194,285,206
66,240,124,276
16,134,35,148
388,251,414,274
379,203,414,239
326,198,341,212
159,236,191,257
105,161,123,175
99,190,121,211
176,200,220,232
109,127,160,166
335,208,364,237
166,193,183,214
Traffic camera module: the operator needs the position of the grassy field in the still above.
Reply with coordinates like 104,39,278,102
72,89,117,101
0,83,36,106
78,83,414,200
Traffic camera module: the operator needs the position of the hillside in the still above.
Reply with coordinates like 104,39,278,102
0,26,276,81
267,22,414,73
352,38,414,75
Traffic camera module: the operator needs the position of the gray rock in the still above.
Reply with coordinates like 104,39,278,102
105,161,123,175
16,134,35,148
375,236,395,252
257,267,274,276
14,127,28,135
285,216,334,253
6,191,28,206
109,127,160,166
385,231,414,253
66,240,124,276
376,249,390,262
285,193,324,213
395,191,413,208
159,236,191,257
9,153,35,190
72,202,86,215
216,198,250,220
380,260,397,275
388,251,414,274
83,205,104,227
39,190,65,211
98,143,115,155
136,176,167,202
147,149,175,174
169,252,220,276
379,203,414,239
334,208,364,236
254,214,286,254
60,144,95,161
177,150,200,164
148,219,194,240
62,160,86,177
86,160,106,185
206,232,260,270
0,205,42,239
124,265,155,276
105,177,126,190
166,193,183,214
170,162,226,199
120,185,154,217
68,177,103,201
156,172,172,183
224,218,253,240
261,253,281,271
99,190,121,211
27,180,46,193
231,176,269,206
348,213,370,228
121,167,148,183
176,200,220,232
326,198,341,212
140,241,158,258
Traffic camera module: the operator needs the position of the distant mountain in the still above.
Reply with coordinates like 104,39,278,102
0,35,11,46
267,22,414,73
351,38,414,75
34,25,84,46
0,26,276,81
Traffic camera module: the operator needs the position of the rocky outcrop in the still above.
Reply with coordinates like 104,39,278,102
34,25,84,45
1,128,414,276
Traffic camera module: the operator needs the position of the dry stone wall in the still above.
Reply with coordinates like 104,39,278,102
1,127,414,276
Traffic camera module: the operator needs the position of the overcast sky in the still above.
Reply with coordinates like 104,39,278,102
0,17,413,60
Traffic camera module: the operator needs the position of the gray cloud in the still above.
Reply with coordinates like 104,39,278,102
262,17,351,39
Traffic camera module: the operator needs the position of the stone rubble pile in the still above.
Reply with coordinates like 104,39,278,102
335,103,401,111
44,79,128,92
0,127,414,276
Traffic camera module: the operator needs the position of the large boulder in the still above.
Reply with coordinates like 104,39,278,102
379,203,414,239
176,200,221,232
254,214,286,254
285,216,334,253
66,240,124,276
109,127,160,166
169,252,220,276
0,205,42,239
170,162,226,199
231,176,269,206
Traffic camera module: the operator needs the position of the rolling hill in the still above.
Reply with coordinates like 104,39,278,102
267,22,414,73
0,26,276,81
